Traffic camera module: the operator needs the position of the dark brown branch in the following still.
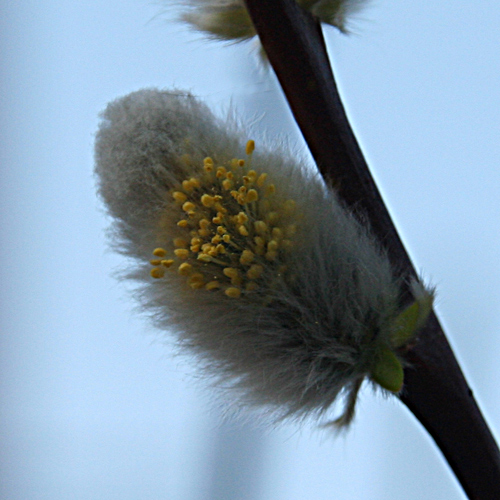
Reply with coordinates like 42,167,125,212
243,0,500,498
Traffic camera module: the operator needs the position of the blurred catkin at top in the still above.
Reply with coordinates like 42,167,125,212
180,0,371,42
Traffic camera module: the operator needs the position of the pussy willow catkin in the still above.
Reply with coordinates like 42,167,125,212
94,89,433,427
180,0,371,42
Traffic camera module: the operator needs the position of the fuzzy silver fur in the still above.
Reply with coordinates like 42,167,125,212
95,89,427,426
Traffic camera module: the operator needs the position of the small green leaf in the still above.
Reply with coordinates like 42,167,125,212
390,300,421,347
371,347,404,393
390,284,434,348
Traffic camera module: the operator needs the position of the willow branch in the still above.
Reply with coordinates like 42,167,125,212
243,0,500,498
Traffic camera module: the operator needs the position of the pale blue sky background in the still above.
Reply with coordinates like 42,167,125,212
1,1,499,499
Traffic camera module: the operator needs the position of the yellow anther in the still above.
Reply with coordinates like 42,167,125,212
174,249,190,260
199,219,210,229
177,219,189,228
230,190,239,199
174,237,188,248
247,264,264,280
173,191,188,203
283,199,296,213
208,246,219,257
222,234,231,243
182,201,196,213
240,250,255,265
178,263,193,276
205,281,221,291
150,267,165,279
204,163,213,173
214,203,227,214
246,140,255,155
212,215,223,225
182,180,195,192
238,159,245,167
197,253,212,262
204,157,214,166
236,212,248,224
216,166,227,178
223,267,239,279
225,171,234,180
237,194,246,205
267,240,279,252
225,287,241,299
254,236,265,247
217,226,226,235
153,248,167,257
246,189,259,203
254,221,268,235
247,170,257,181
215,244,226,254
256,173,267,187
238,186,247,194
161,259,174,267
211,235,222,244
191,239,202,252
198,228,210,237
189,177,201,188
223,268,242,285
266,184,276,196
201,194,215,207
189,272,204,282
266,212,279,225
189,281,205,290
265,250,278,261
188,273,205,289
245,281,258,291
272,227,283,240
150,259,162,266
222,179,233,190
238,225,249,236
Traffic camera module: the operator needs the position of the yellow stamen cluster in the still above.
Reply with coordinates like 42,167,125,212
150,140,297,298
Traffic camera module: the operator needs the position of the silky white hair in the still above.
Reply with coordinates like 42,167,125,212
95,89,430,426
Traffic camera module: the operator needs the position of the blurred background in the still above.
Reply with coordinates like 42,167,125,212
1,1,499,499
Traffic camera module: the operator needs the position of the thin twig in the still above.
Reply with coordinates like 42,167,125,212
243,0,500,498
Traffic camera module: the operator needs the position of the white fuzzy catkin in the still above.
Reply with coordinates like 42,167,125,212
95,89,432,426
180,0,371,42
